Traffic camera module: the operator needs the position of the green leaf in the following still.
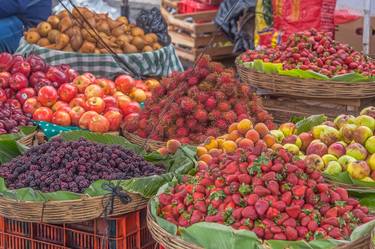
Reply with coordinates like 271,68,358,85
278,69,329,80
19,126,37,136
0,126,37,141
0,140,23,163
180,222,261,249
263,62,282,74
331,72,370,82
42,191,82,201
265,239,313,249
296,115,327,134
121,174,174,198
350,219,375,241
308,239,344,249
253,59,264,72
242,62,254,69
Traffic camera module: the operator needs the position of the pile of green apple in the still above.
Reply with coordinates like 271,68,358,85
269,106,375,182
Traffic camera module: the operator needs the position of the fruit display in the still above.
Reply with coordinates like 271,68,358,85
24,7,162,54
156,121,374,241
240,29,375,78
30,73,152,133
123,55,275,144
0,102,34,134
0,137,165,193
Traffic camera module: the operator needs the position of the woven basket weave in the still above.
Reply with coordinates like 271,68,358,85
0,192,147,224
17,131,37,147
236,63,375,99
122,130,166,151
147,203,375,249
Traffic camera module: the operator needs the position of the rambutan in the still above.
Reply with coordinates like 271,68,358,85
223,110,237,123
196,92,209,103
176,127,189,137
187,86,200,98
194,109,208,123
205,72,219,83
180,97,197,113
208,110,221,120
215,119,228,130
196,55,211,68
197,68,210,79
167,126,177,137
153,85,166,98
179,137,191,144
176,117,185,128
206,127,220,137
205,96,217,110
217,73,234,85
237,113,249,121
218,102,231,112
208,62,225,73
214,91,226,101
188,76,199,86
234,102,248,115
198,81,214,91
186,118,198,129
138,118,148,129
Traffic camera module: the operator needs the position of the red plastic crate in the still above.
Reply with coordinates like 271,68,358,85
196,0,223,6
0,208,155,249
178,0,219,13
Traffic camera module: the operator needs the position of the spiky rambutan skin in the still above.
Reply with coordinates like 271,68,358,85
196,92,209,103
187,86,200,98
205,72,219,83
198,81,214,91
194,109,208,123
167,126,177,137
217,102,231,112
208,62,225,73
208,110,221,121
176,118,185,128
176,127,189,137
223,110,237,123
179,137,191,144
205,96,216,111
217,73,234,85
188,76,199,86
197,68,210,79
206,127,220,137
234,102,248,115
237,113,249,122
215,119,228,130
214,91,226,101
152,85,166,98
180,97,197,113
186,118,198,129
196,55,211,68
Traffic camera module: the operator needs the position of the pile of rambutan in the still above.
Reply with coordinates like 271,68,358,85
123,56,275,144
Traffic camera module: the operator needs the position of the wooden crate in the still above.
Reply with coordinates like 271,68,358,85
161,0,235,62
261,94,375,124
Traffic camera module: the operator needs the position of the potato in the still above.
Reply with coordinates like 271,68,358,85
111,24,126,37
81,29,97,43
131,36,145,50
131,27,144,37
47,15,60,29
37,22,52,37
55,33,70,50
25,31,40,44
97,20,110,35
71,32,83,51
79,41,96,53
37,38,50,47
47,29,60,43
123,43,138,53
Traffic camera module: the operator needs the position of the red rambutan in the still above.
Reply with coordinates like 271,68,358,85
205,96,216,111
205,72,219,83
194,109,208,123
218,102,231,112
180,97,197,113
188,76,199,86
215,119,228,130
153,86,166,98
234,102,248,115
187,86,200,98
208,110,221,121
196,92,209,103
176,127,189,137
208,62,225,73
214,91,226,101
223,110,237,123
176,118,185,128
186,118,198,129
196,55,211,68
237,113,249,121
217,73,234,85
179,137,191,144
138,118,148,129
206,127,220,137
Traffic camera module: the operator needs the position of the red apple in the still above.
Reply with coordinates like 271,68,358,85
6,99,21,109
69,106,86,125
15,87,36,105
69,97,88,109
107,80,116,95
104,110,123,131
0,52,14,71
29,71,47,87
58,106,72,113
52,101,69,112
135,80,148,91
117,95,131,111
73,75,92,93
83,72,96,82
86,97,105,113
23,97,41,114
26,54,47,72
94,78,115,95
58,83,78,102
85,84,104,98
115,75,135,94
0,72,11,88
4,88,15,99
37,86,58,107
79,111,98,129
65,68,79,82
10,61,31,77
123,113,140,132
88,115,110,133
0,89,7,102
103,96,118,110
33,107,53,122
9,72,28,90
120,101,141,116
113,91,125,98
46,66,67,85
52,110,71,126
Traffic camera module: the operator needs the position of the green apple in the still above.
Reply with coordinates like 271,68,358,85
322,154,338,166
279,122,296,137
346,143,368,160
365,136,375,154
339,124,357,143
283,143,300,155
323,161,342,175
354,115,375,131
270,130,285,143
353,126,373,144
361,176,375,182
319,126,339,145
304,154,324,171
312,125,327,139
334,114,355,129
337,155,356,170
367,153,375,171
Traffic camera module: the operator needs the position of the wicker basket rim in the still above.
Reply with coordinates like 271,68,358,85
236,61,375,85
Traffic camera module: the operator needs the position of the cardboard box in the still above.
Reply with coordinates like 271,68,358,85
335,17,375,55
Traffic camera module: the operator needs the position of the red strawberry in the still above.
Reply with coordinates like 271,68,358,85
226,175,238,184
285,205,301,218
252,227,265,238
190,210,203,224
241,206,258,219
272,201,286,211
194,201,207,213
267,180,280,195
247,194,259,205
281,191,292,205
286,164,298,173
316,183,329,193
238,174,251,184
325,207,338,218
215,178,225,188
270,225,282,233
296,226,308,238
347,198,359,206
222,161,238,175
266,207,280,219
253,186,271,197
328,227,342,239
320,192,331,203
255,199,269,216
193,192,205,201
271,163,283,172
276,212,289,225
264,228,273,240
262,171,276,181
274,233,287,240
159,193,172,206
322,217,339,227
283,218,297,227
301,216,311,226
178,214,190,227
292,185,307,197
286,174,298,185
335,187,349,201
286,226,298,240
329,190,342,203
307,220,318,232
232,193,243,206
233,207,244,220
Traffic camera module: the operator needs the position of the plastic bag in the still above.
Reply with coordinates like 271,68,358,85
215,0,256,53
136,8,171,46
53,0,121,19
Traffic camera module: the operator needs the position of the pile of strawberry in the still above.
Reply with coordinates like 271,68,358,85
158,148,374,241
240,29,375,77
123,55,274,144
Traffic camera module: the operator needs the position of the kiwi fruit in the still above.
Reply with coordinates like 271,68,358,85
123,43,138,53
55,33,70,50
152,43,162,50
47,29,60,43
37,38,50,47
47,15,60,29
25,31,41,44
131,36,145,50
59,16,73,33
131,27,144,37
143,45,153,52
80,41,96,53
37,22,52,37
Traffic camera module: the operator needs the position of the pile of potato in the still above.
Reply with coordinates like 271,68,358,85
24,7,162,54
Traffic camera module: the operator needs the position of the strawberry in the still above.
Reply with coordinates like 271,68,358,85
325,207,338,218
226,175,238,184
253,186,271,197
262,171,276,181
283,218,297,227
159,193,172,206
215,178,225,188
276,212,289,225
239,184,251,196
292,199,305,207
322,217,339,227
264,228,273,240
316,183,329,193
281,191,292,205
307,179,317,188
267,180,280,195
238,174,251,184
286,205,301,218
296,226,309,238
222,161,238,175
190,210,203,224
286,174,298,185
178,214,190,227
205,214,223,223
255,199,269,216
328,227,342,239
278,148,290,162
335,187,348,201
233,208,244,220
286,164,298,173
352,208,366,220
307,220,318,232
272,201,286,211
239,162,249,173
241,206,258,219
247,194,259,205
292,185,307,198
286,226,298,240
274,233,287,240
266,207,280,219
232,193,244,206
252,227,265,238
271,163,283,172
194,201,207,213
346,198,359,206
320,192,331,203
195,184,206,193
329,190,342,203
193,192,205,201
252,177,264,186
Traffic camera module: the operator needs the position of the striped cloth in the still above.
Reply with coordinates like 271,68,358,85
16,38,183,78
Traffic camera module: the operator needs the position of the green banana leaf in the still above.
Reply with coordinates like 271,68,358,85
151,195,375,249
295,115,327,134
324,172,375,191
0,131,197,202
240,59,374,82
0,126,37,141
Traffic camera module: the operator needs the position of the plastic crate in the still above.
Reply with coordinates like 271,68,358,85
0,208,155,249
196,0,223,5
177,0,219,13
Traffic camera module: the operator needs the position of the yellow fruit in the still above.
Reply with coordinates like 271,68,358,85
228,123,238,133
237,119,253,134
130,88,146,102
196,146,208,157
199,154,212,164
222,141,237,153
204,136,218,150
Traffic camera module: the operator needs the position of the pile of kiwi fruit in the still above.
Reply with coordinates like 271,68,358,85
24,7,162,54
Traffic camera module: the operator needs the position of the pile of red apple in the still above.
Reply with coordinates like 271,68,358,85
123,55,275,144
240,29,375,77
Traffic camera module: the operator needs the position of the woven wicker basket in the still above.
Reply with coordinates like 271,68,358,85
236,63,375,99
17,131,37,147
147,203,375,249
122,130,166,151
0,192,147,224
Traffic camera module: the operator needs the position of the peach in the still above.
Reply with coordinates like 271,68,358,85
367,153,375,171
245,129,260,143
346,143,368,160
228,122,238,133
237,119,253,134
347,161,371,179
196,146,208,157
222,140,237,153
299,132,314,151
322,154,338,166
254,123,269,138
263,134,276,147
312,125,326,139
323,161,342,175
306,141,328,157
304,154,324,171
166,139,181,154
271,143,283,151
353,126,373,144
227,130,241,141
197,161,208,171
199,154,213,164
339,124,357,143
327,142,346,158
157,147,169,156
204,137,218,150
238,138,254,149
279,122,295,137
209,148,223,157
